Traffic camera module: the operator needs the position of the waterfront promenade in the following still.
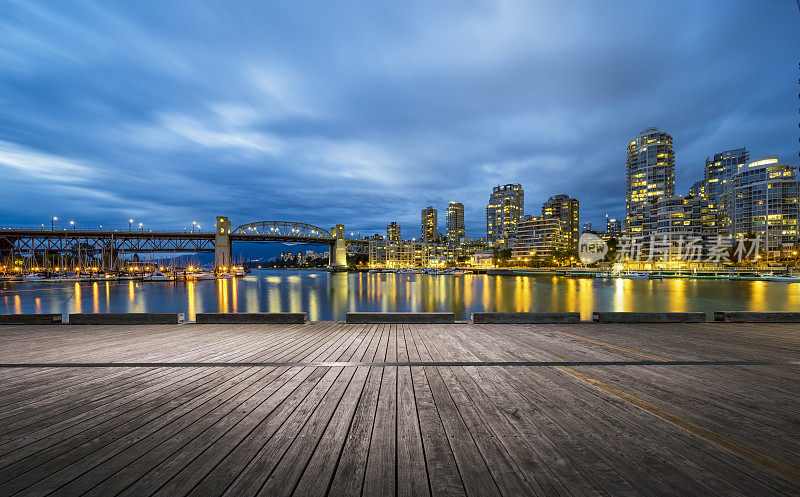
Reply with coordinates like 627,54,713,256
0,321,798,496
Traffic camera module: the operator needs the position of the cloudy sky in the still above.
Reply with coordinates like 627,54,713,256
1,0,798,239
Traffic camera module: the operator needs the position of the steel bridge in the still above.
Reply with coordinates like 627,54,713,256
0,219,368,269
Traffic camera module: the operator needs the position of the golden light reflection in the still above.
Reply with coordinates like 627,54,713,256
35,297,41,314
268,281,281,313
231,277,238,313
613,278,630,312
128,280,135,302
668,279,687,312
784,283,800,310
483,277,491,311
218,279,229,313
308,283,320,321
495,276,502,311
187,281,196,321
92,282,99,313
564,278,576,312
749,281,766,310
74,283,82,314
577,278,594,320
14,294,21,314
290,276,302,313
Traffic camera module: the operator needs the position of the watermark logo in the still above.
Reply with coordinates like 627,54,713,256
578,233,608,264
577,233,762,264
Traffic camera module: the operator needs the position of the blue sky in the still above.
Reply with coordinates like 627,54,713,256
1,0,798,239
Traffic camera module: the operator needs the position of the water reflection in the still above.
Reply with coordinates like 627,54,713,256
3,270,800,321
187,281,196,321
92,282,99,313
74,283,82,314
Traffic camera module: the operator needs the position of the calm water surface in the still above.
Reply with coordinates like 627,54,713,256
2,269,800,321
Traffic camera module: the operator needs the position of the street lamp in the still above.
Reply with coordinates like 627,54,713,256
69,220,75,230
129,219,134,231
138,222,143,231
192,221,197,233
51,216,57,231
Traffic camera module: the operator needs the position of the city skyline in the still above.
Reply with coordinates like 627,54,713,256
0,2,798,238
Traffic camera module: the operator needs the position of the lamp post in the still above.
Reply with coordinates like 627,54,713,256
139,222,143,231
51,217,57,231
192,221,197,233
70,220,75,230
129,219,133,231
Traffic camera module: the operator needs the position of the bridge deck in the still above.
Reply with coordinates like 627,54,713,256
0,322,798,496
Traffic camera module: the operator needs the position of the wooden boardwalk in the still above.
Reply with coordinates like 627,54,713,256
0,321,798,496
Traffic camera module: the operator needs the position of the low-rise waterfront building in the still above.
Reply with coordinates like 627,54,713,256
512,216,563,261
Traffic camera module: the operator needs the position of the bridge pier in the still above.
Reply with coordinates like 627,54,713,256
0,237,13,269
329,224,348,271
214,216,232,270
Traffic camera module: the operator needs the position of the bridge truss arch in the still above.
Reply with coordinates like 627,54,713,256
232,221,334,240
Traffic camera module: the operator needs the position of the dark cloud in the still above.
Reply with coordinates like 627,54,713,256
0,0,798,238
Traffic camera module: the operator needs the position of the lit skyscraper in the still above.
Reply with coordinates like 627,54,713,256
625,127,675,236
606,217,621,235
386,222,401,241
541,194,580,252
421,206,438,244
730,156,799,257
445,201,465,246
688,180,706,198
704,147,749,233
486,183,524,247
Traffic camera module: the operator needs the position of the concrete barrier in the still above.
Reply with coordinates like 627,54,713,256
593,312,706,323
346,312,455,324
472,312,580,324
195,313,306,324
714,311,800,323
0,314,62,325
69,313,180,325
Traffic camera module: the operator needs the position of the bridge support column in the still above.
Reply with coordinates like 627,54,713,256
329,224,348,271
0,237,13,270
214,216,232,270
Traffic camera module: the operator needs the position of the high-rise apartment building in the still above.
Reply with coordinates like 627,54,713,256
541,194,580,252
606,217,622,235
386,222,401,241
421,206,438,244
688,180,706,198
704,148,749,233
486,183,524,247
730,156,799,256
625,127,675,236
445,202,465,246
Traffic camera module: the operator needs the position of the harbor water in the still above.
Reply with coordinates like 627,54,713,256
3,269,800,321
